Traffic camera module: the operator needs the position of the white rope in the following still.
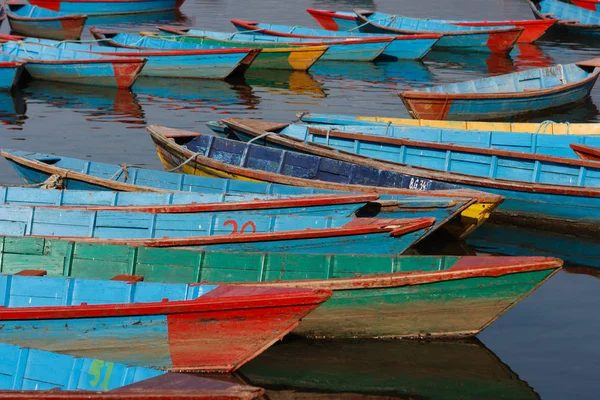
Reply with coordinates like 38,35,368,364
535,120,570,135
247,131,274,144
558,64,566,84
166,153,201,172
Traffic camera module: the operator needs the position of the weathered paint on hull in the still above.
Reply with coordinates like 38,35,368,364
27,0,179,15
400,75,599,120
0,236,561,338
8,18,86,41
24,61,145,89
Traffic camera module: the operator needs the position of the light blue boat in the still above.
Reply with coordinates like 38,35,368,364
400,62,600,121
6,2,87,40
0,149,488,241
0,41,146,88
27,0,181,15
155,26,392,62
230,19,440,60
528,0,600,35
287,115,600,159
0,342,165,392
0,53,25,91
21,37,257,80
353,10,523,53
220,117,600,236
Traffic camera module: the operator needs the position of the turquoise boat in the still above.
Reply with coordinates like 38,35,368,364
5,1,87,40
219,118,600,236
0,53,25,91
400,62,600,121
154,26,393,62
20,37,259,80
268,119,600,159
528,0,600,35
0,41,146,88
0,342,262,398
230,19,441,60
27,0,183,16
353,9,523,53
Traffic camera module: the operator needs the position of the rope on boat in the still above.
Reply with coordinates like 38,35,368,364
348,15,395,32
109,164,130,182
291,112,307,123
13,174,64,189
166,153,201,172
535,120,570,135
384,121,392,136
248,131,275,144
558,64,566,84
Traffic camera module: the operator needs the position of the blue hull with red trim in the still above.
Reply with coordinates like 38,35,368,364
27,0,182,15
0,54,24,91
0,274,329,372
22,37,255,79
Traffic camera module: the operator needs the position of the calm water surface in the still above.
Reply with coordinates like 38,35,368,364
0,1,599,399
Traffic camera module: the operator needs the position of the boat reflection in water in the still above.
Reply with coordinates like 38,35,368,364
239,336,540,400
511,44,555,70
85,9,191,30
426,50,515,78
310,60,432,87
468,222,600,269
134,77,261,113
23,81,144,125
244,69,326,98
0,89,26,128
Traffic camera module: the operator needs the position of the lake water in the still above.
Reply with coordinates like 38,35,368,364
0,0,599,398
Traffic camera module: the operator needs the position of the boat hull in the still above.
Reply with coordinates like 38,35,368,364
400,71,599,121
0,62,24,91
8,18,87,41
27,0,180,15
0,236,562,338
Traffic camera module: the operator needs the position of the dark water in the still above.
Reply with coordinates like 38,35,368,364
0,0,599,399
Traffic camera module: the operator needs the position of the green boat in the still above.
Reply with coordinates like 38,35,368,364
239,337,541,400
0,235,561,339
141,29,328,71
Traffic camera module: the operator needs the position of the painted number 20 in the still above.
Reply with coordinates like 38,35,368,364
223,220,257,234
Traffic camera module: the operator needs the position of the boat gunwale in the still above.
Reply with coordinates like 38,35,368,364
219,119,600,198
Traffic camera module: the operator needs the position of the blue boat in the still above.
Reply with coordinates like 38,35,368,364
230,19,440,60
0,342,263,398
528,0,600,35
275,120,600,159
5,1,87,40
400,62,600,121
154,26,393,62
0,53,25,91
27,0,183,16
353,9,523,53
0,274,329,372
20,37,259,80
0,149,500,241
0,41,146,89
220,117,600,236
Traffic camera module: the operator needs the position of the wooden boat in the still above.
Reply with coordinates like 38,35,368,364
155,26,393,62
19,37,260,80
0,343,263,399
0,236,562,338
144,28,327,71
0,40,145,88
256,120,600,159
306,8,556,43
570,0,600,12
27,0,184,16
0,53,25,91
145,126,503,239
399,61,600,121
219,118,600,236
240,338,543,399
0,203,436,255
0,186,381,217
0,150,489,240
229,19,440,60
0,274,330,371
297,112,600,135
5,1,87,40
528,0,600,35
353,9,523,53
